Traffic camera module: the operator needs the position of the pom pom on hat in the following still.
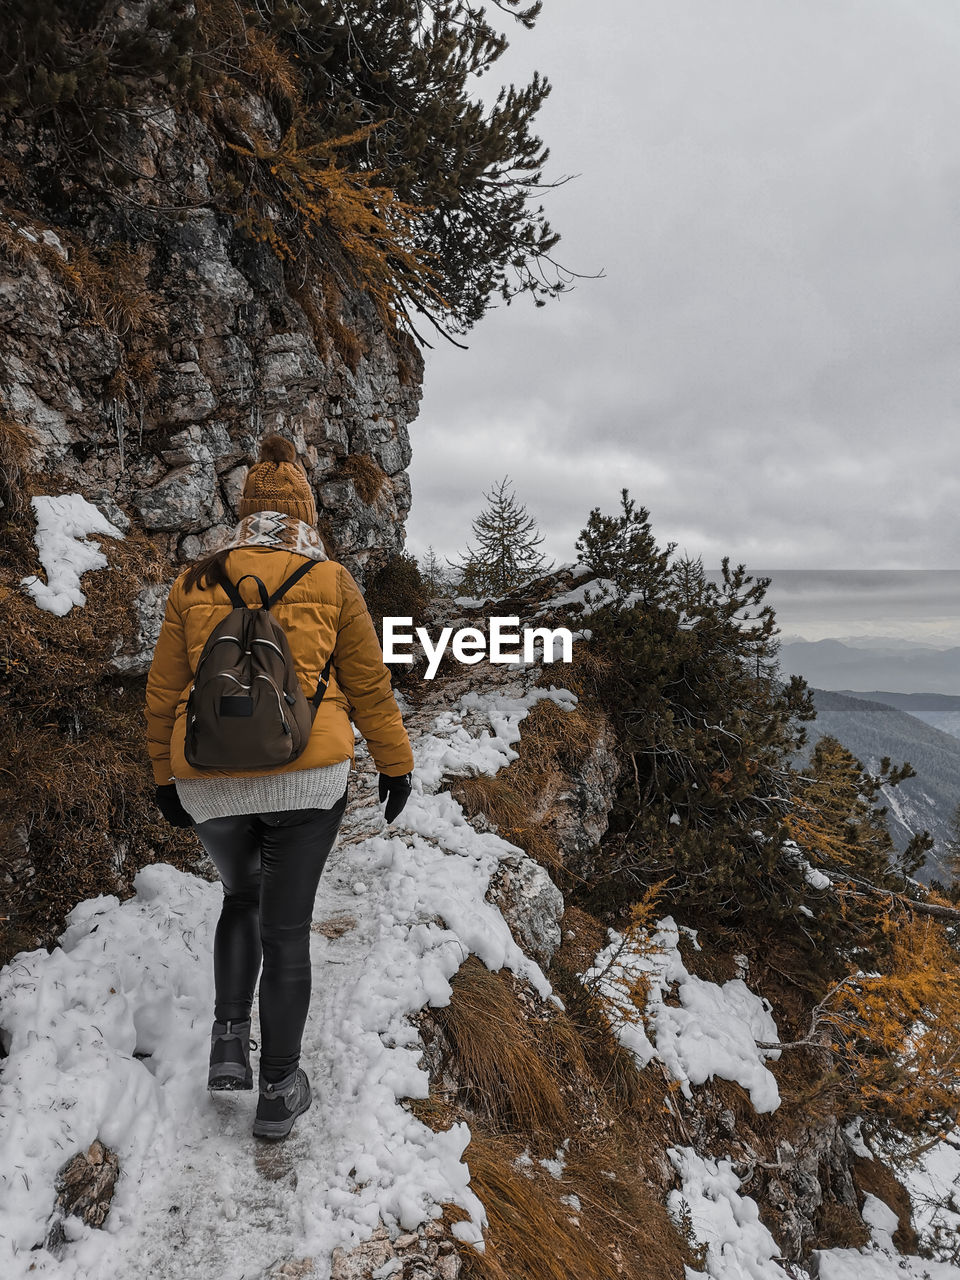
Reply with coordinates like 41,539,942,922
258,433,298,464
238,434,318,526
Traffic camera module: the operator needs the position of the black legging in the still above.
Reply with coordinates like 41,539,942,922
194,788,349,1081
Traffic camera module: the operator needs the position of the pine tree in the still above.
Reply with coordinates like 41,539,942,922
574,492,817,930
804,912,960,1147
452,476,550,598
788,736,933,889
419,545,447,595
575,489,675,608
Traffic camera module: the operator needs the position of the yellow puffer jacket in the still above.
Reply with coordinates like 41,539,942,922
144,548,414,785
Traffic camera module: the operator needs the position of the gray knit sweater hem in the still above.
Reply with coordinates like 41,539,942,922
175,758,351,825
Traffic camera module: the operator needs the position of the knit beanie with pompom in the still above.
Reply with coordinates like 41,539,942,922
238,435,318,526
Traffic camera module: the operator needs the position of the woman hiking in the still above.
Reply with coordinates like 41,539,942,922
145,434,414,1141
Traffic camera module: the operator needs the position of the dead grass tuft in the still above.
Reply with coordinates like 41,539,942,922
432,957,569,1136
0,518,206,968
456,1129,690,1280
522,696,603,773
450,696,607,881
340,454,386,505
0,418,38,519
312,914,356,939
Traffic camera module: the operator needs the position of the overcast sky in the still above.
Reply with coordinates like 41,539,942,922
405,0,960,595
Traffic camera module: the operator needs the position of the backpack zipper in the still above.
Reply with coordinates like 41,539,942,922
252,637,285,659
256,673,291,734
219,671,252,691
194,633,244,678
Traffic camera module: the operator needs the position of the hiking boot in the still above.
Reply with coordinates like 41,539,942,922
252,1067,312,1141
208,1017,257,1091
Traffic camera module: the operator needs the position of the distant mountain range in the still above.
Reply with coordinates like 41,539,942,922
837,690,960,741
780,638,960,696
800,689,960,885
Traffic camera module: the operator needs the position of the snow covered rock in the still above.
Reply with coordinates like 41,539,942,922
487,853,564,968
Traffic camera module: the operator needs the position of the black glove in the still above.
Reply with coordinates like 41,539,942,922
154,784,195,828
378,773,412,823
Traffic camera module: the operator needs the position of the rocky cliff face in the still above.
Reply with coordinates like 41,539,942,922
0,67,425,970
1,77,422,574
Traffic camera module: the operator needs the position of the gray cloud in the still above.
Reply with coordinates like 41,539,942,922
406,0,960,576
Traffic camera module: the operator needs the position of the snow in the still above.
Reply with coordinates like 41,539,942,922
781,839,832,892
414,685,577,792
513,1139,570,1183
13,223,68,258
538,1139,569,1180
842,1118,872,1159
901,1135,960,1262
672,1147,960,1280
541,576,617,610
21,494,124,616
803,865,831,891
668,1146,789,1280
860,1192,899,1247
583,916,782,1113
0,679,573,1278
810,1246,960,1278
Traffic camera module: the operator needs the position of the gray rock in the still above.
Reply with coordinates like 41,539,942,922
134,463,223,532
330,1225,396,1279
112,583,170,674
180,524,233,560
487,853,564,968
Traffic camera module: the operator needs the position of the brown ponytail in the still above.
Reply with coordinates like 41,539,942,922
182,547,235,596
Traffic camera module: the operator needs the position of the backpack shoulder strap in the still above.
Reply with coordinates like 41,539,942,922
310,654,334,710
269,558,318,609
232,574,271,610
221,576,246,609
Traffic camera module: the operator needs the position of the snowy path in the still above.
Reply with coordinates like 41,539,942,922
0,670,570,1279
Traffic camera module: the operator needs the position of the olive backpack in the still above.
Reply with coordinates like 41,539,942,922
185,561,332,770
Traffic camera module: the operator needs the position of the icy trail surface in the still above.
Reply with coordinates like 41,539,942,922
0,671,570,1280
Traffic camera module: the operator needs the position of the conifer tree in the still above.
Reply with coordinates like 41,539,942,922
453,476,550,598
419,545,447,595
575,489,675,607
943,800,960,890
788,736,933,889
574,493,817,929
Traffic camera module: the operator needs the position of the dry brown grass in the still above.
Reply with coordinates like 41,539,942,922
0,418,38,519
550,916,657,1117
432,957,569,1136
340,454,386,506
450,695,607,880
312,914,357,939
455,1129,691,1280
0,514,206,967
0,215,29,265
809,1201,871,1252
